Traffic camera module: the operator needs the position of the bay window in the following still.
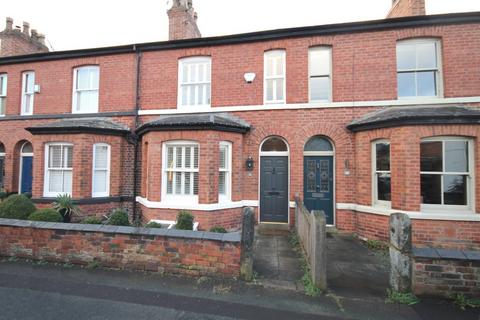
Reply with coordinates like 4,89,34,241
264,50,286,104
21,71,35,115
420,137,473,211
164,142,199,202
0,74,7,116
372,140,391,206
73,66,99,113
397,39,441,98
178,57,211,109
44,143,73,197
219,142,232,202
92,144,110,197
309,47,332,102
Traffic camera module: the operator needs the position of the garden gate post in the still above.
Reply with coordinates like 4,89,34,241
240,207,255,281
389,212,412,292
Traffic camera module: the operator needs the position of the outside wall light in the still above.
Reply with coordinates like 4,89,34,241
246,156,254,171
344,159,351,176
244,72,256,84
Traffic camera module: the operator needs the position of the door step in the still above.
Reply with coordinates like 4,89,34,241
257,223,291,236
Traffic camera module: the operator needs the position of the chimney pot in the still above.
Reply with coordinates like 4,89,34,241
22,21,30,36
5,17,13,31
37,34,46,45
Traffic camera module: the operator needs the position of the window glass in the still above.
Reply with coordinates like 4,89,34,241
264,50,286,103
0,143,4,190
373,142,391,203
21,71,35,115
46,144,73,196
304,136,333,152
219,143,231,199
262,137,288,152
179,57,211,108
93,144,110,197
310,77,330,101
0,143,4,154
0,74,7,116
74,66,99,113
420,138,471,208
21,142,33,154
309,47,331,102
165,144,199,197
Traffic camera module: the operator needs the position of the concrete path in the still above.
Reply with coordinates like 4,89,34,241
252,228,304,291
326,231,390,300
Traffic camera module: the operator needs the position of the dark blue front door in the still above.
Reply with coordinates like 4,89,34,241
304,156,334,225
260,156,289,223
21,156,33,194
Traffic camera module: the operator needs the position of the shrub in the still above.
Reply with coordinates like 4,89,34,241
82,216,103,225
28,209,63,222
145,221,163,229
0,194,36,220
175,210,194,230
209,226,227,233
107,209,130,226
53,194,80,223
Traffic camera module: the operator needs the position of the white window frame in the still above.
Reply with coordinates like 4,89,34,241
308,47,332,102
162,141,199,204
420,136,475,213
21,71,35,115
177,57,211,110
396,38,443,99
219,141,232,203
0,74,7,116
72,65,100,114
92,143,111,198
264,50,286,104
372,140,391,208
43,143,73,198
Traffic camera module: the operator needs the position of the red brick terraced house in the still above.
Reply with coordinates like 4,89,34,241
0,0,480,250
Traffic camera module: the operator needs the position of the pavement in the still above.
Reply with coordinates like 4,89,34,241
0,230,478,319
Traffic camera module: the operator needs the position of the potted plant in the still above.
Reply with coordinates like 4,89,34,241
52,194,80,223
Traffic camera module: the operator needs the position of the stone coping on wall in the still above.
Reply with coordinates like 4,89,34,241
0,218,241,243
413,247,480,261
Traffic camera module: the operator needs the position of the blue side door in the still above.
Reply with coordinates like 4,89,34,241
21,156,33,194
304,156,334,225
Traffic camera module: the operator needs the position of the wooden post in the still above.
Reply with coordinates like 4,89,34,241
240,207,255,281
389,212,412,292
311,210,327,291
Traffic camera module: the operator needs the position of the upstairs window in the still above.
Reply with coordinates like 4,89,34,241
420,137,473,211
219,142,232,202
21,71,35,115
73,66,99,113
92,144,110,197
264,50,286,104
397,39,441,98
44,143,73,197
178,57,211,109
164,142,199,202
372,140,391,206
0,74,7,116
309,47,332,102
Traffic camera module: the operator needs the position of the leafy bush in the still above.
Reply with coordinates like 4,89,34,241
452,293,480,310
386,289,420,305
175,210,194,230
82,216,103,225
145,221,163,229
0,194,36,220
53,194,80,223
107,209,130,226
28,209,63,222
209,226,227,233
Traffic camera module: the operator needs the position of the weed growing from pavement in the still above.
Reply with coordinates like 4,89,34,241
289,232,321,297
365,239,389,251
86,260,100,269
452,293,480,310
386,289,420,305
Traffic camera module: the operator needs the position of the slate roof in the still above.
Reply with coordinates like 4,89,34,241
26,118,131,136
347,105,480,132
136,113,251,135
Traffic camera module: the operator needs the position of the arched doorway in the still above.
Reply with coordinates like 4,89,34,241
19,142,33,194
259,136,289,223
303,136,335,225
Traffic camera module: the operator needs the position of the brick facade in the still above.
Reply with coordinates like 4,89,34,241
0,18,48,57
0,10,479,246
387,0,426,18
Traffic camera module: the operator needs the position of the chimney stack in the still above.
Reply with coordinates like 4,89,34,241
168,0,201,41
22,21,30,36
387,0,426,18
5,17,13,31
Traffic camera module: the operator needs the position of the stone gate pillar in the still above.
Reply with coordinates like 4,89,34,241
389,212,412,292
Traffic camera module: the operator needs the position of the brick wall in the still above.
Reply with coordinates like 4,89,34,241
387,0,426,18
0,218,242,277
413,256,480,297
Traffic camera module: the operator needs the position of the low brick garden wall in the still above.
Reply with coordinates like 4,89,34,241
412,248,480,297
0,218,241,277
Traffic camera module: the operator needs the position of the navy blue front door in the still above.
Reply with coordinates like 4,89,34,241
304,156,334,225
260,156,289,223
21,156,33,194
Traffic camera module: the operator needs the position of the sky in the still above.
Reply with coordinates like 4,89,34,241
1,0,479,51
